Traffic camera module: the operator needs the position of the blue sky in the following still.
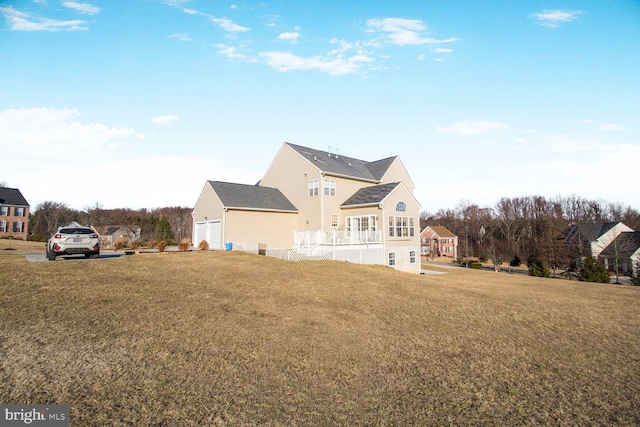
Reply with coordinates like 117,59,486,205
1,0,639,213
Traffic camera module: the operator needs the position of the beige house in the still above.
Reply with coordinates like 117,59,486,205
193,143,421,273
598,231,640,275
0,187,30,240
420,225,458,259
565,222,634,261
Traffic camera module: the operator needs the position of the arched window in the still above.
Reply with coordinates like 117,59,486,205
395,201,407,212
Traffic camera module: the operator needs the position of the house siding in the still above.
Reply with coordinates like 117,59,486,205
225,210,297,249
379,158,415,191
381,185,421,274
261,144,322,231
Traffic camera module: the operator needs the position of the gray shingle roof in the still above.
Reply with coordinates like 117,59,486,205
0,187,29,207
567,223,620,241
286,143,396,182
340,182,400,207
600,231,640,258
209,181,297,212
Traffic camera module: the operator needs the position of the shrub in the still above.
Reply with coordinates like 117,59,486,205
528,259,551,278
198,240,209,251
579,257,610,283
510,255,522,267
178,238,191,252
115,236,129,249
478,255,488,263
113,240,125,251
157,240,167,253
130,240,141,249
147,240,157,249
470,262,483,269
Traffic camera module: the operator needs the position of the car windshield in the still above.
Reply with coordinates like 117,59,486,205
59,228,94,235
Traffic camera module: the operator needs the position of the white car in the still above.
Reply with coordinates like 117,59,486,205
46,222,100,261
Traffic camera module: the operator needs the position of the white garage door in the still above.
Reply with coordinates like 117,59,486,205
194,221,221,250
207,221,221,250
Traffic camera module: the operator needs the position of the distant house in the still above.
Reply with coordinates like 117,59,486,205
97,226,139,248
598,231,640,275
565,222,634,265
193,142,421,273
0,187,30,240
420,225,458,259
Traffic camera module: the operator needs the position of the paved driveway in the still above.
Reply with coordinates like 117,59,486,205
25,253,125,262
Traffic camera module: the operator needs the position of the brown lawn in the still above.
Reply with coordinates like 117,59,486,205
1,249,639,426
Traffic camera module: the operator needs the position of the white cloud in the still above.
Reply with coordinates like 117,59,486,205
215,44,254,61
438,120,510,136
62,1,100,15
212,16,249,32
260,51,372,76
277,31,301,44
432,47,452,53
151,114,180,125
169,33,192,42
531,10,585,28
180,8,248,32
598,123,624,131
0,5,86,31
367,18,458,46
0,108,137,157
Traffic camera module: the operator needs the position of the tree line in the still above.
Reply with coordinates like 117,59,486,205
29,202,193,244
420,195,640,274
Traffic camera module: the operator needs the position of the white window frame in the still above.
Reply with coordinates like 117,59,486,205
0,220,6,233
388,216,415,238
331,214,339,228
396,201,407,212
323,179,336,196
410,250,416,263
308,179,319,196
388,252,396,266
13,220,23,233
14,207,25,217
0,206,8,216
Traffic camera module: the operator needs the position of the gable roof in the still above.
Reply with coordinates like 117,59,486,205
566,222,623,242
600,231,640,258
0,187,29,207
424,226,456,238
340,182,400,207
209,181,297,212
285,142,396,182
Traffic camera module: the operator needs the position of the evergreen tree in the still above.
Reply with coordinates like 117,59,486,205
528,259,551,278
579,257,610,283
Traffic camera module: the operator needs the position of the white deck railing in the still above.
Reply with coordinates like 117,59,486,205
294,230,381,253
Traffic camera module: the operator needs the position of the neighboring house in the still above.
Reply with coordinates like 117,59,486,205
420,225,458,259
598,231,640,275
565,222,634,265
97,226,139,248
0,187,30,240
193,142,421,273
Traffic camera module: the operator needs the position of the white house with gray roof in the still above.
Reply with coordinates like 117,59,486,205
193,142,421,273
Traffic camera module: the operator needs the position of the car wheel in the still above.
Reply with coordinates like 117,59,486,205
92,252,100,259
47,248,56,261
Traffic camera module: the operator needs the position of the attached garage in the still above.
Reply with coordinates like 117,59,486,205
192,181,298,251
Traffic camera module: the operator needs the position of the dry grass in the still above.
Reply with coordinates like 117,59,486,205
0,239,45,255
1,251,639,426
